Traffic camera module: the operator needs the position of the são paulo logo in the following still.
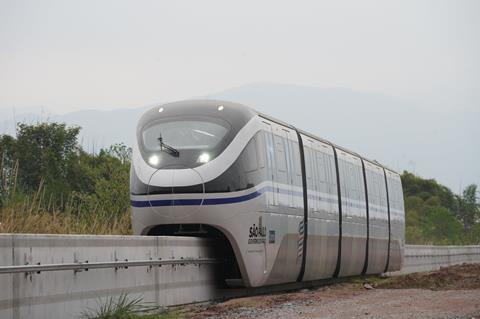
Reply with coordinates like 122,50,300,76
248,216,267,244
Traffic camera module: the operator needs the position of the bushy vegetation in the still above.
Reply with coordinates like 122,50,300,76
0,122,479,245
0,122,131,234
402,171,479,245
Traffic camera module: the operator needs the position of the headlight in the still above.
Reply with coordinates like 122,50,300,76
197,153,210,163
148,155,160,166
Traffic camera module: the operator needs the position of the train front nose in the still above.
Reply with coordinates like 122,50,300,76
137,107,232,218
147,167,205,218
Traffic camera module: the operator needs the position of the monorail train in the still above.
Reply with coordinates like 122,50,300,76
130,100,405,287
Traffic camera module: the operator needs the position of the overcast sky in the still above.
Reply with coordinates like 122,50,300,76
1,0,479,114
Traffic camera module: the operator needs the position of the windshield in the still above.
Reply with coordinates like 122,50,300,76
139,117,231,169
142,120,228,151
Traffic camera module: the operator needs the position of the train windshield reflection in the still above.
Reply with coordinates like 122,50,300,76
142,120,228,151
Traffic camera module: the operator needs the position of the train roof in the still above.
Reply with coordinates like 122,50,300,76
155,99,399,175
255,108,399,175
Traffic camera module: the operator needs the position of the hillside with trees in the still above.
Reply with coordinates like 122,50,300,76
402,171,479,244
0,122,479,244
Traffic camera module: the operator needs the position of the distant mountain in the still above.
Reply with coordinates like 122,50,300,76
1,82,478,191
0,106,150,153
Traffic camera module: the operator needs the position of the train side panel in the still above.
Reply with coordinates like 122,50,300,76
364,161,390,274
260,120,304,286
301,136,339,281
336,150,368,277
385,169,405,271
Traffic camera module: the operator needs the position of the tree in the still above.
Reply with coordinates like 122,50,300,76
401,171,456,211
455,184,480,231
401,171,479,244
106,143,132,165
422,207,463,244
7,123,81,199
0,135,18,205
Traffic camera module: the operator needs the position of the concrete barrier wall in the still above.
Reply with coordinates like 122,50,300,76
0,234,219,319
1,234,479,319
398,245,480,274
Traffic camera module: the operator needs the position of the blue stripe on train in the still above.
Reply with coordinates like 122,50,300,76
131,188,265,207
131,186,367,209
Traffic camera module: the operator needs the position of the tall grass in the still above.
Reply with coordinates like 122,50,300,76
0,203,131,235
0,161,132,235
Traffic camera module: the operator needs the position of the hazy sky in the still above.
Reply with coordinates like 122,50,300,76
1,0,479,114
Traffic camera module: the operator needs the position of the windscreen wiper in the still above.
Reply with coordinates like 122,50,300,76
157,135,179,157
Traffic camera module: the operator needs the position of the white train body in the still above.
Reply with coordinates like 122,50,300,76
130,100,405,287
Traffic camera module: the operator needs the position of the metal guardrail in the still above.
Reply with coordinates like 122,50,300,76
1,246,478,276
1,245,478,276
0,257,221,274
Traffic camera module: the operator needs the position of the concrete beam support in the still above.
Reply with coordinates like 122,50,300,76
0,234,218,319
1,234,479,319
394,245,480,275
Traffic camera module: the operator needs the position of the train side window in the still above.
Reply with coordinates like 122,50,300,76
291,141,302,182
368,171,373,217
327,154,337,195
306,148,316,200
256,132,266,169
349,162,355,200
373,171,379,219
387,176,396,219
282,132,293,183
264,130,275,175
305,147,313,185
350,163,357,203
243,137,258,173
312,149,321,208
356,164,363,200
342,160,350,200
376,171,382,218
274,135,287,173
341,159,350,217
355,163,361,201
348,163,354,200
379,173,383,218
203,132,267,193
338,159,348,201
316,151,328,194
357,164,365,201
261,127,277,206
309,148,316,191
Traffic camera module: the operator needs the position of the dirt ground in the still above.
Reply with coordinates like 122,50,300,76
184,263,480,319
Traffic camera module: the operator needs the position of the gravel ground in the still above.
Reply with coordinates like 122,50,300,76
190,286,480,319
186,264,480,319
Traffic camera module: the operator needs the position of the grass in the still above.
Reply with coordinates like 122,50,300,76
0,140,133,235
0,182,132,235
0,204,131,235
80,294,187,319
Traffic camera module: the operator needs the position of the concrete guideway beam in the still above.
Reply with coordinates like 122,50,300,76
0,234,219,319
0,234,479,319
